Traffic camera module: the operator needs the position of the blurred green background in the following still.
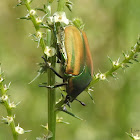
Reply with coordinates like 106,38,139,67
0,0,140,140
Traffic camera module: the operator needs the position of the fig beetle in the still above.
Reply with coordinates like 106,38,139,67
62,25,93,103
41,25,93,105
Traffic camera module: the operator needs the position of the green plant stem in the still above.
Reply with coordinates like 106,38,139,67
57,0,66,11
0,82,18,140
24,0,45,51
46,2,56,140
47,0,66,139
89,38,140,86
47,58,56,140
24,1,39,31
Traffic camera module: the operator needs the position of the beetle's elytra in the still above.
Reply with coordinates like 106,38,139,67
60,25,93,103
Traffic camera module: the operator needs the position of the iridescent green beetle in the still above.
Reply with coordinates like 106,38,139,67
41,25,93,105
59,25,93,104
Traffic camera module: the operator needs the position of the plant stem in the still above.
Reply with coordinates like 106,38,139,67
47,0,66,139
24,0,39,31
57,0,65,11
0,82,18,140
24,0,46,51
46,2,56,140
47,59,56,140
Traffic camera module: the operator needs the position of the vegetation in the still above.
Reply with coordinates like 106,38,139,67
0,0,140,140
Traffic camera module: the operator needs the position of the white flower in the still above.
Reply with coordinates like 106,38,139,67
15,124,24,134
1,95,8,101
125,54,129,59
2,116,14,125
53,12,69,25
95,73,100,79
131,44,137,53
29,9,36,16
3,82,11,91
113,59,120,67
9,101,20,109
36,31,42,39
99,74,106,80
131,48,136,53
44,46,56,57
36,17,42,23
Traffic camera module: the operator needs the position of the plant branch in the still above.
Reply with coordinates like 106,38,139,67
0,74,18,140
89,37,140,87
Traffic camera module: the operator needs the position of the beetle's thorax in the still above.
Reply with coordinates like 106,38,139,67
57,26,68,65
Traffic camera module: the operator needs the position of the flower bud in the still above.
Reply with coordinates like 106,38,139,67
99,74,106,80
15,124,25,134
36,31,42,39
1,95,8,101
113,60,120,67
29,9,36,16
44,46,56,57
36,17,42,23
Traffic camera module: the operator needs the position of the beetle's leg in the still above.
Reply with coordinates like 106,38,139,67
66,102,71,108
63,95,71,108
39,82,68,88
63,101,71,108
75,99,86,106
48,65,63,79
42,56,64,79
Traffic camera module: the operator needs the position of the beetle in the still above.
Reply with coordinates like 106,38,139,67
41,25,93,105
62,25,93,103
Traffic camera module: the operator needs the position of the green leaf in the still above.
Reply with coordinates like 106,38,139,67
66,1,73,11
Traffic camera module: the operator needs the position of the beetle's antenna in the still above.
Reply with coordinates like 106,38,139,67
75,99,86,106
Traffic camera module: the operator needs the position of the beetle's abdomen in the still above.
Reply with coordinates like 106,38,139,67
64,26,85,75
